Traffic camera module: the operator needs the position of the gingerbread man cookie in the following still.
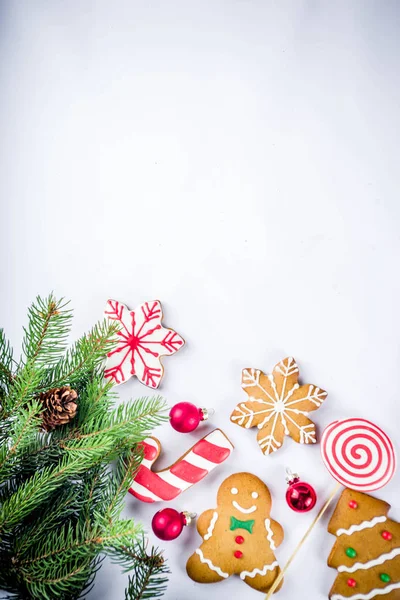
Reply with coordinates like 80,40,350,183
186,473,284,594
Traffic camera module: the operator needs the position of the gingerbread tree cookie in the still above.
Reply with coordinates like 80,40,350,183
327,488,400,599
230,357,327,455
186,473,284,594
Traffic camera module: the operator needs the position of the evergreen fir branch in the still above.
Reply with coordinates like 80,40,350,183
98,519,143,551
68,377,114,430
0,450,103,534
61,438,124,464
21,295,72,368
5,363,45,416
0,328,14,394
79,395,167,442
109,541,160,574
0,295,169,599
17,437,65,477
79,465,110,529
13,487,80,560
43,320,119,390
60,396,167,464
17,520,141,573
104,450,143,524
0,400,43,484
0,418,12,452
6,294,71,414
18,522,100,568
78,441,141,530
121,539,169,599
23,553,102,600
0,476,21,504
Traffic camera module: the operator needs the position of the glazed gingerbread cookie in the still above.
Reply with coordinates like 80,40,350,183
327,488,400,600
231,357,327,455
186,473,284,594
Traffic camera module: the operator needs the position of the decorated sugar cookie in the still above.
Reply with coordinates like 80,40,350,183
186,473,284,594
327,488,400,600
230,357,327,455
104,299,184,388
129,429,234,503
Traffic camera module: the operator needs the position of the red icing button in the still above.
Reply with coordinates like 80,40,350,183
382,531,392,541
235,536,244,544
348,500,358,509
347,579,357,588
234,550,243,559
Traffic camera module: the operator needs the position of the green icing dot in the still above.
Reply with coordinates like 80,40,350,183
380,573,391,583
345,547,357,558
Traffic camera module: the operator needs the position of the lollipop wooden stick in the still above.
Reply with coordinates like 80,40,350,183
266,418,397,599
265,483,342,599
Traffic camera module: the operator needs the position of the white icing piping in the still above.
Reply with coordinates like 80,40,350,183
232,500,257,514
204,511,218,541
274,356,298,378
337,547,400,573
265,518,276,550
240,561,278,580
203,429,234,451
331,582,400,600
195,549,229,579
258,433,281,453
336,515,386,536
157,469,192,490
129,480,162,502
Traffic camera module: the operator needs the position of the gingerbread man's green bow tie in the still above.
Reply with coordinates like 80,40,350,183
230,516,255,534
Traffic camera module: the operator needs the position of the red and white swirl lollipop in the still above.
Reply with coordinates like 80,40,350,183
321,418,396,492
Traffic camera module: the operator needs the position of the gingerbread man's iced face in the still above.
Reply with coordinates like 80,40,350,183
217,473,271,517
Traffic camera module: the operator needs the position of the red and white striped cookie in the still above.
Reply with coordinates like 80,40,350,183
129,429,234,503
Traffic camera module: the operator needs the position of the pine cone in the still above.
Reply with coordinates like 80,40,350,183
40,386,78,431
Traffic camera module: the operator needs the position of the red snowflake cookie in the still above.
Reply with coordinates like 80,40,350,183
104,299,185,388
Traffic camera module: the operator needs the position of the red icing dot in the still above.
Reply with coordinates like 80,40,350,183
234,550,243,559
347,579,357,588
348,500,358,509
382,531,392,541
235,536,244,544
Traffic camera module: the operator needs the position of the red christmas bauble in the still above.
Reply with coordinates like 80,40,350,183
286,478,317,512
152,508,186,541
169,402,204,433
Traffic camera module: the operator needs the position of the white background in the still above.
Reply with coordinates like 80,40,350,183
1,1,399,599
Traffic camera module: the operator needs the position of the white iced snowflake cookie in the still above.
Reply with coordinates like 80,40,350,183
104,299,184,388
